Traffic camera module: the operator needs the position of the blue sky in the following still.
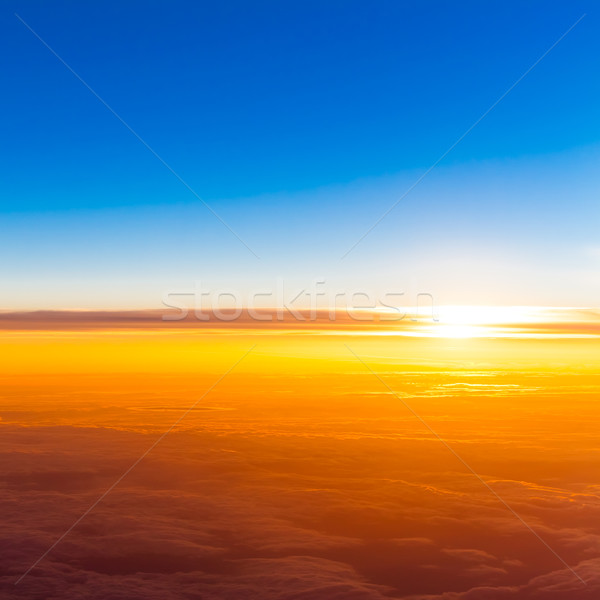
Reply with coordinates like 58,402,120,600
1,1,599,308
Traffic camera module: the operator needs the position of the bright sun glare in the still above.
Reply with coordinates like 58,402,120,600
416,306,549,339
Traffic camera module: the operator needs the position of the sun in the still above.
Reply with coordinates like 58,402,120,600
436,324,479,338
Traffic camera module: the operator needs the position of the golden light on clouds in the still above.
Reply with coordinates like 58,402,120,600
2,307,600,597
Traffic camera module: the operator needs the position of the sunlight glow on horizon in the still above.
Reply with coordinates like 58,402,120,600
1,306,598,340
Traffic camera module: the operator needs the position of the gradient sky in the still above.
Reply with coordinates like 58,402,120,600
1,1,599,309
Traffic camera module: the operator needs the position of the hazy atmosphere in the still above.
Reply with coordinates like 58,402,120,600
1,2,599,599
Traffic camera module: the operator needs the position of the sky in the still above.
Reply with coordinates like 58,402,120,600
1,0,599,309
